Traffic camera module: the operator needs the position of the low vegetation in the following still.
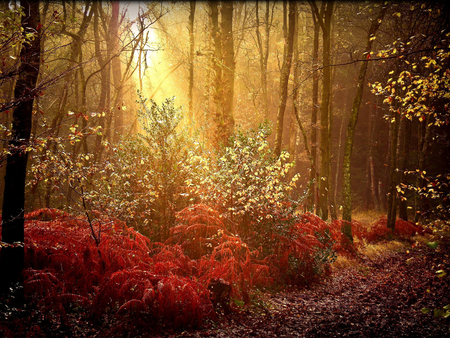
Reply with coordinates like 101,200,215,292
0,206,434,337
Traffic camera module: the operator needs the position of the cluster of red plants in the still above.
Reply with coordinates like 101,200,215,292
0,206,426,336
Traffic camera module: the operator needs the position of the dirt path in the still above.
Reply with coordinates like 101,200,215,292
167,241,450,338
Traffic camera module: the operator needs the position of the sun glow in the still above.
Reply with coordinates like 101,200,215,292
123,2,187,109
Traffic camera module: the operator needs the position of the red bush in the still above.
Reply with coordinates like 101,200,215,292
21,208,216,334
356,216,426,243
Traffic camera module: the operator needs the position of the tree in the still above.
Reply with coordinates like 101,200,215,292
188,1,196,125
1,0,41,295
308,3,321,213
111,1,124,143
218,1,235,146
255,0,273,120
341,4,388,240
310,1,333,220
274,1,296,158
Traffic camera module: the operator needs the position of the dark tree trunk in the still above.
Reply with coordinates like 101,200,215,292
1,0,41,295
398,117,411,221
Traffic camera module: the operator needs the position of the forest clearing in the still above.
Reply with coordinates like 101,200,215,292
0,1,449,337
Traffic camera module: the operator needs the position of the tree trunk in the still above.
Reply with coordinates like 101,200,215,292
1,0,41,296
93,1,110,162
341,4,387,238
317,2,333,221
308,10,320,213
414,115,431,223
209,1,222,147
188,1,196,126
111,1,123,143
367,102,381,211
218,1,235,146
274,1,296,157
255,0,272,120
398,117,411,220
386,105,400,231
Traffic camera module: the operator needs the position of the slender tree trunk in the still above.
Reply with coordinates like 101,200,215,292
334,116,345,212
219,1,235,146
188,1,196,126
341,5,387,238
111,1,123,143
367,102,381,211
93,1,109,162
256,0,272,120
414,116,431,223
1,0,41,296
209,1,222,147
308,12,320,213
317,2,333,221
398,117,411,220
387,105,400,231
274,1,296,157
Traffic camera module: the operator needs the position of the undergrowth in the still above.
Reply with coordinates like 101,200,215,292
0,207,427,337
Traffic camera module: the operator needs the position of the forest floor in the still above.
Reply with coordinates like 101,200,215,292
1,231,449,337
156,236,450,338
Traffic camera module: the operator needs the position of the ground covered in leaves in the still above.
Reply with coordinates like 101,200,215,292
159,239,450,338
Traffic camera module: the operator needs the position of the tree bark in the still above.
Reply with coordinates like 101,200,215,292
255,0,272,120
111,1,123,143
308,8,320,213
317,2,333,221
274,1,296,157
341,4,387,238
188,1,196,126
1,0,41,295
386,104,400,231
218,1,235,146
414,115,431,223
398,117,411,220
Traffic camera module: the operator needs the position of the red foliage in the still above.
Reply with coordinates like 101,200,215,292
359,216,426,242
266,213,334,286
21,208,216,333
12,205,426,335
171,204,271,306
166,204,226,259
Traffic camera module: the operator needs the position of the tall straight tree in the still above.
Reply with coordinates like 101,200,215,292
255,0,273,120
111,1,124,143
341,4,387,240
311,1,333,220
1,0,41,295
188,1,196,125
308,4,321,212
274,1,296,157
219,1,235,146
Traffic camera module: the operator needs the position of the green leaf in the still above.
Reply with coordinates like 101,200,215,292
434,308,445,317
436,270,447,278
426,241,439,249
421,307,430,314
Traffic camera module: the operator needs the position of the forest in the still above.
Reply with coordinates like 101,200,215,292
0,1,449,337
